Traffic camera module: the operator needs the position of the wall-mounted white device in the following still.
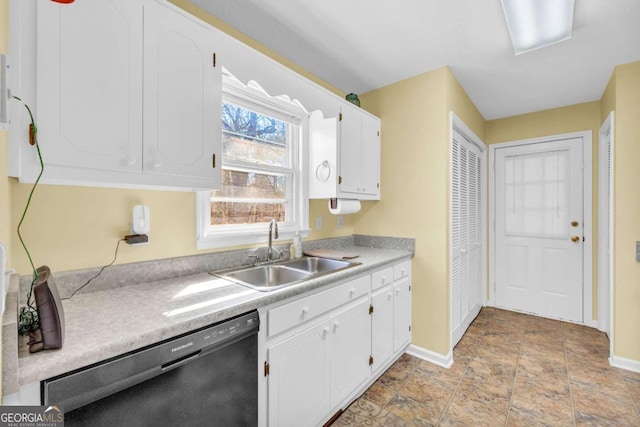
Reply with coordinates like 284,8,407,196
132,205,150,235
127,205,150,245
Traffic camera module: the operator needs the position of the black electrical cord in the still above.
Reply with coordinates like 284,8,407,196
61,239,125,300
13,96,45,336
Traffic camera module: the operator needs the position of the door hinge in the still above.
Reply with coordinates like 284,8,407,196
377,182,380,189
212,153,216,168
339,113,343,121
213,52,217,68
409,325,411,332
264,361,270,377
338,175,343,185
369,304,374,315
368,356,374,366
377,131,380,137
409,285,412,291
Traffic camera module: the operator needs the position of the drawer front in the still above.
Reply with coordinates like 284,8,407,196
371,267,394,291
267,275,371,337
394,260,412,281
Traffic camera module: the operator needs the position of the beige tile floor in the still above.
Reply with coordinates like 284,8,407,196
333,307,640,426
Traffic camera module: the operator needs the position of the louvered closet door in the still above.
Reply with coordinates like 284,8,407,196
451,129,483,347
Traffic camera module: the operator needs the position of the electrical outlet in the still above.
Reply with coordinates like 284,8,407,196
338,216,344,229
316,217,323,230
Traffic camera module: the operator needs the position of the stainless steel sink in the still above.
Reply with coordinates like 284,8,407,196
279,257,353,274
211,257,360,292
221,265,313,291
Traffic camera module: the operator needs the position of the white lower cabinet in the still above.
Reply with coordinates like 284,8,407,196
371,285,394,373
267,319,332,427
331,298,372,407
393,278,412,352
261,259,412,427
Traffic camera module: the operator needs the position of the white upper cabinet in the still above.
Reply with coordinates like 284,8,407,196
308,103,381,201
15,0,222,190
143,1,221,183
36,0,143,173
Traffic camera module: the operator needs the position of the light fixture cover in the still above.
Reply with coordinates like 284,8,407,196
501,0,575,55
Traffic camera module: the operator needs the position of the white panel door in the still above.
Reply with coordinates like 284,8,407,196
143,1,221,183
371,285,394,373
360,113,381,198
331,297,371,407
495,138,584,322
337,103,363,196
37,0,143,171
267,320,332,427
393,278,412,352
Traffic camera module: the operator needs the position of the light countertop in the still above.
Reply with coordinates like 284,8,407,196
10,245,411,390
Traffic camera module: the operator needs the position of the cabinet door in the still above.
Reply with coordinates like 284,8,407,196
393,278,412,352
371,285,394,373
331,297,371,407
268,321,332,427
37,0,143,171
360,113,381,199
143,1,221,187
337,103,363,196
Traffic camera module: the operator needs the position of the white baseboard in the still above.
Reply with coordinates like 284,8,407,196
406,344,453,369
610,354,640,374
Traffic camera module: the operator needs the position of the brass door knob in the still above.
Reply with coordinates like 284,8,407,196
571,221,579,227
571,236,581,242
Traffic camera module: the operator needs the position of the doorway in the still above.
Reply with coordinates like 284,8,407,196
489,131,593,324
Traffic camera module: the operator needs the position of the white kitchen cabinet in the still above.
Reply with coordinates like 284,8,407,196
393,261,412,352
331,298,372,407
371,284,394,373
267,294,370,427
260,259,411,427
308,103,381,201
143,1,221,183
36,0,143,174
338,103,381,199
18,0,221,190
267,320,332,427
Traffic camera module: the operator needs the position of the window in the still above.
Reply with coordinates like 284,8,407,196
197,76,309,249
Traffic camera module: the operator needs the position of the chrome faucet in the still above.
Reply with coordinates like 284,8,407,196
267,218,279,262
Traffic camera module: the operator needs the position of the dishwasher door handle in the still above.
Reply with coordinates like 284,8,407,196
161,351,202,372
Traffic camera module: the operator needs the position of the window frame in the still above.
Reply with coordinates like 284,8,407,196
196,74,310,250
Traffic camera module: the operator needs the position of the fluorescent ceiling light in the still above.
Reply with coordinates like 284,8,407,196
501,0,575,55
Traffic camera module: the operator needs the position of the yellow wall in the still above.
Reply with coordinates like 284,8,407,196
357,66,485,355
611,61,640,361
486,101,602,320
6,1,353,275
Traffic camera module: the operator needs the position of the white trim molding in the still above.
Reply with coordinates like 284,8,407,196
406,344,453,369
488,130,594,326
610,355,640,374
598,112,615,361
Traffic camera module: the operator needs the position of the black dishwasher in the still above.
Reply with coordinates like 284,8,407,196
42,311,259,427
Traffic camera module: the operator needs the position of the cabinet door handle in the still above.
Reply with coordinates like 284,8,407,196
323,326,330,336
396,289,400,296
387,292,393,300
349,288,355,297
301,306,310,316
334,321,340,330
381,276,386,284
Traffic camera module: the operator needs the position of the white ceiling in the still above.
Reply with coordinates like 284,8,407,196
190,0,640,120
